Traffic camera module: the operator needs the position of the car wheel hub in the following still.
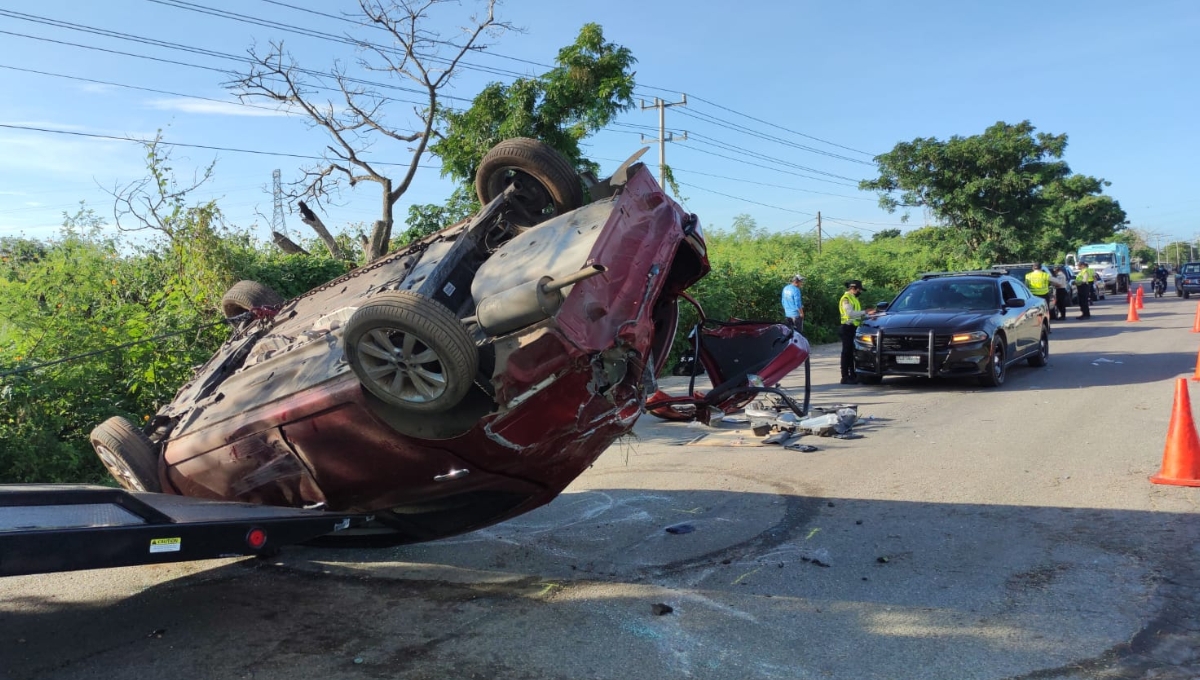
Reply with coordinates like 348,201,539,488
358,328,448,404
95,443,146,492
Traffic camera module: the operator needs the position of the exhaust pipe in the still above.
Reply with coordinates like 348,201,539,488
476,265,607,336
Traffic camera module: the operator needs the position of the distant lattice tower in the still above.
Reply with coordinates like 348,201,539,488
271,169,286,235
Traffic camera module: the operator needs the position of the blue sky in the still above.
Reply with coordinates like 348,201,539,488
1,0,1197,245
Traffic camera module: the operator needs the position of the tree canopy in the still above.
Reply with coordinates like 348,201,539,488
431,23,636,187
861,120,1127,264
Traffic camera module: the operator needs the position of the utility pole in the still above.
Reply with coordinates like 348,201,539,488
271,169,286,235
640,95,688,188
817,211,822,254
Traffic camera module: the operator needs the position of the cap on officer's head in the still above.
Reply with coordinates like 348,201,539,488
792,274,805,283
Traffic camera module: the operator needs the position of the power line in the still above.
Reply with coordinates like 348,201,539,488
675,182,816,216
148,0,526,80
3,6,880,177
823,215,914,227
610,122,864,185
820,216,881,234
687,93,876,157
155,1,881,165
676,143,860,187
0,9,475,103
0,63,292,115
258,0,554,70
674,107,875,166
0,30,433,110
683,131,863,182
671,168,875,202
0,123,444,169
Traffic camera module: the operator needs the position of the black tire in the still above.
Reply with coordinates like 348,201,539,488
90,416,161,492
1186,292,1192,300
857,374,883,385
978,335,1007,388
221,280,284,319
475,138,583,227
344,292,478,413
1028,329,1048,367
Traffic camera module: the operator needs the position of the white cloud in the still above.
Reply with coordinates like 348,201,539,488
146,98,292,118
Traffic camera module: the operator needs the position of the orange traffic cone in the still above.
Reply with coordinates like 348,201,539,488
1192,303,1200,333
1136,285,1145,309
1126,296,1140,322
1151,378,1200,486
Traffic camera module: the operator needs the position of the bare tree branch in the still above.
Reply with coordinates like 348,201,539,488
227,1,510,262
297,201,345,260
272,231,310,255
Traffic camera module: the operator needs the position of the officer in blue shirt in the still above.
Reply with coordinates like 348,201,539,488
782,274,805,333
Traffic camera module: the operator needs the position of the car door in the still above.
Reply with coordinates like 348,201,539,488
998,279,1032,355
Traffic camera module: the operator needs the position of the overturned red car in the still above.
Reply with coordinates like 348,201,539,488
89,139,803,545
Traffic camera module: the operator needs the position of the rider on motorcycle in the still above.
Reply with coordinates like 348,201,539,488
1152,265,1171,291
1154,264,1169,295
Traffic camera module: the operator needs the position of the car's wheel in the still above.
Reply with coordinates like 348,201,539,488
978,335,1007,388
1028,329,1048,367
344,292,478,413
220,280,284,319
857,373,883,385
89,417,161,492
1186,292,1192,300
475,137,583,227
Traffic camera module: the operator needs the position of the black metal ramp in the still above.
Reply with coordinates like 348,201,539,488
0,485,357,577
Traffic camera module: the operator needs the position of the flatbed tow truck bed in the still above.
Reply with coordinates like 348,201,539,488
0,485,358,577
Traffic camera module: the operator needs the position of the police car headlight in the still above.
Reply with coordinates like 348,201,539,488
950,331,988,344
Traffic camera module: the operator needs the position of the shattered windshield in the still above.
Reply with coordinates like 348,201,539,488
890,280,1000,312
1080,253,1115,264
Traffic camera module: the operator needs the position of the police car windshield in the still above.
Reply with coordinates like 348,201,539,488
891,281,1000,312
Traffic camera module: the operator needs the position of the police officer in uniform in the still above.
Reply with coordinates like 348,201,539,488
1024,262,1052,320
1075,262,1095,319
839,280,869,384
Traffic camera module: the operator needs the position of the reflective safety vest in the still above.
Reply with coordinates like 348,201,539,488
1076,268,1096,284
1025,270,1050,296
839,291,862,326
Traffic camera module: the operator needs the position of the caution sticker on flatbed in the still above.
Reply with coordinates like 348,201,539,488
149,537,182,554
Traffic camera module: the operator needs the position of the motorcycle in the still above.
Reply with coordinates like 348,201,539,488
1153,277,1166,298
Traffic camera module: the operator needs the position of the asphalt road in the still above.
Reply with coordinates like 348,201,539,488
3,289,1199,680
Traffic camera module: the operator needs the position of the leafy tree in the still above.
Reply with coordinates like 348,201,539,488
398,185,478,249
861,120,1125,265
1037,174,1128,259
429,23,636,189
872,228,902,241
